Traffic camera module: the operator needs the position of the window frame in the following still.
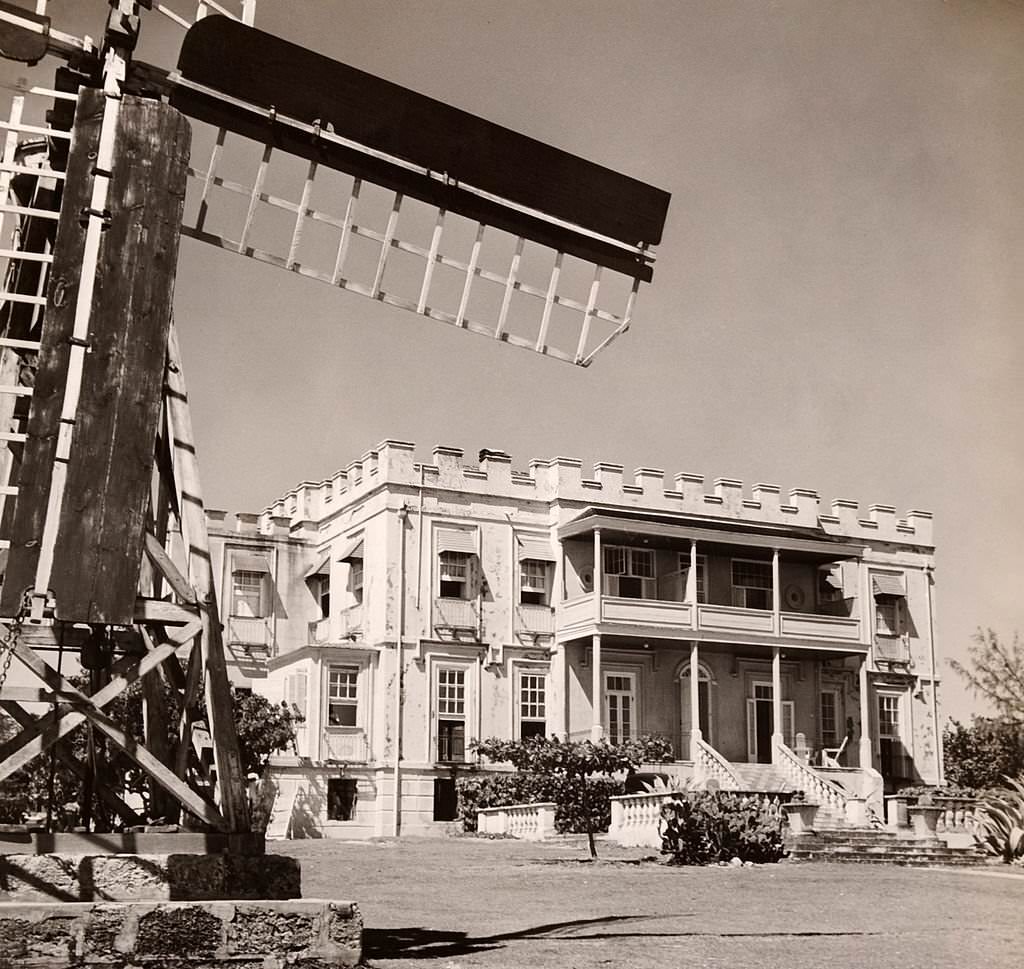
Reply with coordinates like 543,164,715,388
874,596,903,638
434,663,470,762
519,558,551,606
230,568,266,618
516,668,547,740
326,664,360,728
603,545,656,600
326,777,358,821
819,689,839,748
438,549,473,600
676,553,708,604
731,558,773,610
604,670,638,744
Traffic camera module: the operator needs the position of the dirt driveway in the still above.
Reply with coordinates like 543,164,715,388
273,835,1024,968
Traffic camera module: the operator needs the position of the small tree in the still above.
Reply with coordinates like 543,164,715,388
950,629,1024,720
943,718,1024,791
473,735,672,859
232,689,302,776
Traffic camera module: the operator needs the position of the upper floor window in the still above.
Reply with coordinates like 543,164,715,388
439,551,471,599
520,560,551,606
872,573,907,638
327,666,359,727
731,559,772,610
436,528,477,600
316,575,331,618
231,569,266,618
677,553,708,604
349,560,364,604
603,546,655,599
817,564,844,606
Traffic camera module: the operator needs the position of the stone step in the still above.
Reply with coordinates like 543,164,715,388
789,850,984,866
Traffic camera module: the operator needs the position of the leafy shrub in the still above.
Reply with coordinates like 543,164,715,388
943,718,1024,791
897,784,980,799
456,771,625,835
976,774,1024,864
660,791,786,865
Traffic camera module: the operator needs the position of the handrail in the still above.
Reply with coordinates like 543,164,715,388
774,739,848,814
694,737,741,790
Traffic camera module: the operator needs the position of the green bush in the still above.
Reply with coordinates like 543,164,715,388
660,791,786,865
976,775,1024,864
456,771,625,835
943,718,1024,791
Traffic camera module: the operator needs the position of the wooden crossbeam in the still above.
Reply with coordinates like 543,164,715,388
0,699,144,828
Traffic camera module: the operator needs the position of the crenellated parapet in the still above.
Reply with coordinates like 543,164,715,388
255,440,934,547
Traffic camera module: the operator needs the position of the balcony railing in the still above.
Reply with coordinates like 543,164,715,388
558,592,863,644
323,729,370,762
874,635,910,664
307,606,364,644
226,616,271,648
433,597,478,631
515,603,556,635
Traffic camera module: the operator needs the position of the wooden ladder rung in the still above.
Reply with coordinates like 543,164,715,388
0,385,33,396
0,203,59,220
0,292,47,307
0,337,42,351
0,485,18,496
0,431,27,442
0,249,53,263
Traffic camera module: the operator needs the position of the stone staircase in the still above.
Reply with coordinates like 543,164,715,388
730,762,794,793
786,829,987,867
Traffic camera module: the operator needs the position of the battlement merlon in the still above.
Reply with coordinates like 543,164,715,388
250,440,934,547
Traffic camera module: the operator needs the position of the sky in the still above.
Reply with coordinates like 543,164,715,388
2,1,1022,723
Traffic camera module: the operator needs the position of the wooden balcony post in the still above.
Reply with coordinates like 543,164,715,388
771,547,781,635
859,655,873,770
688,540,698,631
771,645,783,760
593,527,602,622
591,633,603,741
689,640,701,759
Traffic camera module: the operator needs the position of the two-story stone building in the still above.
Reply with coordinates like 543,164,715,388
206,440,941,839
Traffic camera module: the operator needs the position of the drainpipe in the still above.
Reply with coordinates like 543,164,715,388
392,504,409,836
924,564,943,784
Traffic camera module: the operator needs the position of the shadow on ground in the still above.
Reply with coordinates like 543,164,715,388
363,916,903,963
363,914,649,960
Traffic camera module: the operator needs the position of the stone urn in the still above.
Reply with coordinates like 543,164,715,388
907,804,943,839
781,801,819,836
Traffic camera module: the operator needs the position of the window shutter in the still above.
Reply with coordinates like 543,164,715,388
782,701,795,748
287,672,308,719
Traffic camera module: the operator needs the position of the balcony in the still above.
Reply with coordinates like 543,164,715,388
515,603,556,637
558,592,862,645
226,616,271,648
308,606,364,644
874,635,911,665
433,597,478,632
323,728,370,763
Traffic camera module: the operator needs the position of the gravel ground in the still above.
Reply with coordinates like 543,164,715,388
272,835,1024,969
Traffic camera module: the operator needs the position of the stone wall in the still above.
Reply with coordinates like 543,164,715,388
0,899,361,968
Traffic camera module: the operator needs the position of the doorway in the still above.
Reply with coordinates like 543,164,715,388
746,682,793,763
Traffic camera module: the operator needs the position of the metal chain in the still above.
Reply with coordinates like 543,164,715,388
0,613,23,693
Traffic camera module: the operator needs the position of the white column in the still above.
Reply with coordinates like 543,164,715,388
689,640,701,759
859,654,873,769
688,540,698,631
771,547,781,635
593,528,602,621
591,634,603,741
771,645,783,760
548,644,566,738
